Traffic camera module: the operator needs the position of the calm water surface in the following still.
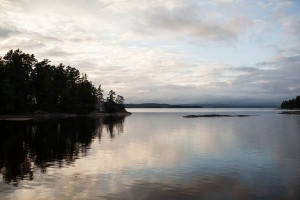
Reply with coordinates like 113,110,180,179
0,108,300,199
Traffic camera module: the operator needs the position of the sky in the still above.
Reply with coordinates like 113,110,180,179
0,0,300,105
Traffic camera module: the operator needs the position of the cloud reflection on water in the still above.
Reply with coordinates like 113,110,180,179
1,111,300,199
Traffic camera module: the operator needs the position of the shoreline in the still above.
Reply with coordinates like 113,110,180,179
278,110,300,115
183,114,253,118
0,112,132,121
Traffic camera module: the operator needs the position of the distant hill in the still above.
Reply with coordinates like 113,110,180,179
126,103,278,108
125,103,203,108
199,104,277,108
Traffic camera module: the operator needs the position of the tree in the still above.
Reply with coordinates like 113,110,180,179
116,95,125,105
107,90,116,102
0,49,127,114
96,85,104,103
281,96,300,109
32,59,57,111
103,90,127,113
77,80,97,112
0,49,37,113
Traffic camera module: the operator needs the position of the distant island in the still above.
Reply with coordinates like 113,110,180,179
125,103,203,108
183,114,252,118
281,96,300,109
0,49,129,117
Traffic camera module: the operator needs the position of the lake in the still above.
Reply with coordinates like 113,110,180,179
0,108,300,199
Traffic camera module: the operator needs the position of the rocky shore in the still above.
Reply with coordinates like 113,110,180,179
183,114,252,118
0,111,132,121
279,111,300,115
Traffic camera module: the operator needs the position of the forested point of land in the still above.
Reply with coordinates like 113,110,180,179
0,49,126,114
281,96,300,109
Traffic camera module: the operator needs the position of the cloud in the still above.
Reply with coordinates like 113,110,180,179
280,15,300,41
223,54,300,100
0,24,19,38
103,0,252,42
0,0,299,104
131,6,240,41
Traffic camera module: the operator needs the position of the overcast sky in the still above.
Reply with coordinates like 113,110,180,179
1,0,299,105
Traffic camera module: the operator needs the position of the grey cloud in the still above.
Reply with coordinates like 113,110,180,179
129,2,250,42
0,24,19,38
256,61,275,67
44,49,72,57
235,66,259,72
227,54,300,99
128,54,300,104
72,60,98,70
285,17,300,39
223,66,260,73
0,31,62,56
276,55,300,65
0,28,13,38
257,0,295,9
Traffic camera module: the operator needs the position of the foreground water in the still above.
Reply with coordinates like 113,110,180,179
0,108,300,199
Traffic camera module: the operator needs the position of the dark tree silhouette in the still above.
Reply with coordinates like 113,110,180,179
104,90,126,113
0,49,127,114
0,49,37,113
116,95,125,105
281,96,300,109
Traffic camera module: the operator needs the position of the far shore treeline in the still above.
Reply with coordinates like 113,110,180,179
0,49,126,114
281,96,300,109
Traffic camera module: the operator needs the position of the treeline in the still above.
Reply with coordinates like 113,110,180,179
281,96,300,109
0,49,126,114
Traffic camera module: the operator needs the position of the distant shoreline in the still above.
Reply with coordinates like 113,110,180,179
125,103,278,108
279,110,300,115
125,103,203,108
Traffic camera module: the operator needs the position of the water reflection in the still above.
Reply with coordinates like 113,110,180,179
106,174,255,200
0,116,125,186
1,110,300,199
104,172,298,200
